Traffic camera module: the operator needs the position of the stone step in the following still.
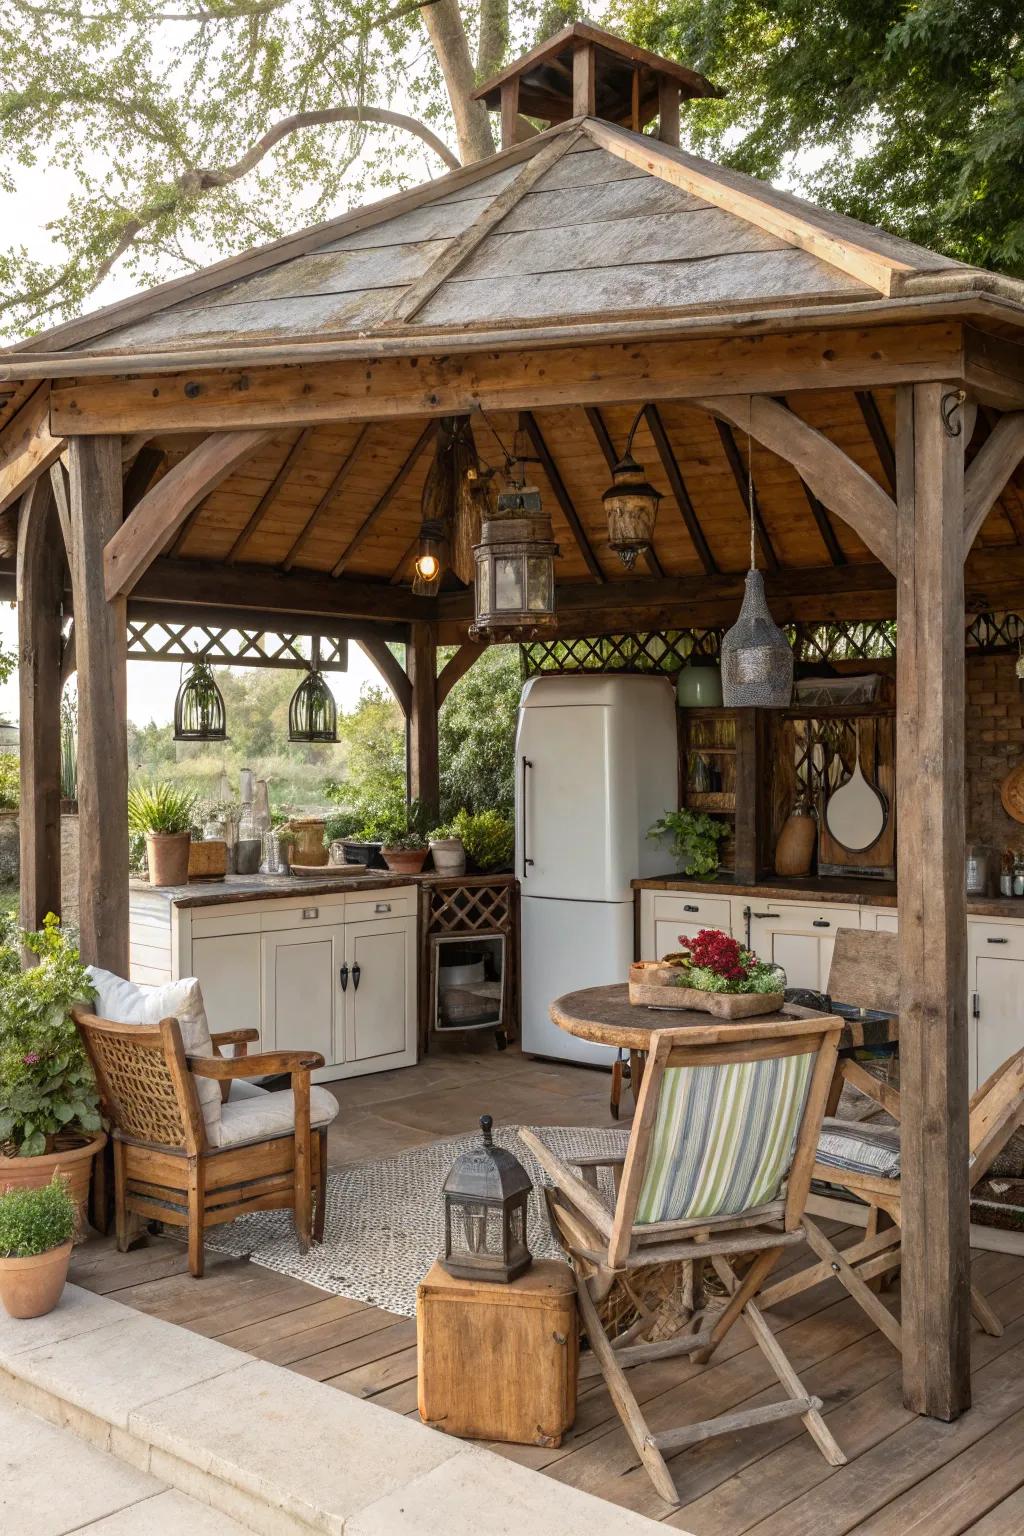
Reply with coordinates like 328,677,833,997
0,1283,670,1536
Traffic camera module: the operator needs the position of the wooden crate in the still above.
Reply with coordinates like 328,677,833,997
417,1259,578,1446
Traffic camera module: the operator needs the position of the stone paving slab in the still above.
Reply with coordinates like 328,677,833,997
0,1283,127,1357
77,1488,255,1533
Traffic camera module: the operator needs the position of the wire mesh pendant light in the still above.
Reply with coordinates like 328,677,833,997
288,637,338,743
720,411,793,708
173,657,227,742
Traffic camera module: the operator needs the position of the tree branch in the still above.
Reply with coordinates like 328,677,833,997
420,0,494,163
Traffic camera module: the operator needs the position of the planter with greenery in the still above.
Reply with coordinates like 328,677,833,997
427,823,466,877
380,829,430,875
0,1174,77,1318
647,809,728,880
128,781,199,886
0,914,104,1232
451,808,514,873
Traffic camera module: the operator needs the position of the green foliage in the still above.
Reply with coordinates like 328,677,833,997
620,0,1024,274
322,681,408,829
127,780,198,836
322,809,363,846
60,693,77,802
438,646,520,819
648,809,727,878
452,808,515,871
0,752,19,811
0,1173,76,1257
0,914,100,1158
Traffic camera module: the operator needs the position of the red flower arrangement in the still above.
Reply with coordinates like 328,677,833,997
678,929,749,981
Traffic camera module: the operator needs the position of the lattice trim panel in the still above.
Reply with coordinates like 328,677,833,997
427,883,514,936
125,620,349,671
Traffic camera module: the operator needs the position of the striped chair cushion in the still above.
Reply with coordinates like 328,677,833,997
635,1052,815,1225
815,1118,901,1180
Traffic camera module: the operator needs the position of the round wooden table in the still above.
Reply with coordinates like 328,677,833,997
550,984,899,1117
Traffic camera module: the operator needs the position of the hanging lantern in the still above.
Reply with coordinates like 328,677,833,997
720,416,793,708
412,516,446,597
442,1115,532,1284
601,408,662,570
288,638,338,743
470,462,559,641
173,657,227,742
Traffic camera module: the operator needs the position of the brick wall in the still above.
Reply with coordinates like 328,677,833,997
965,653,1024,852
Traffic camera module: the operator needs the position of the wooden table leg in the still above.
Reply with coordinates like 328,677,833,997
630,1050,646,1107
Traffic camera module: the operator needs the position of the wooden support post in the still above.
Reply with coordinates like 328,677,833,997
407,622,439,822
572,41,596,117
895,381,971,1420
732,709,766,884
17,480,64,930
67,436,130,974
658,80,680,146
500,78,520,150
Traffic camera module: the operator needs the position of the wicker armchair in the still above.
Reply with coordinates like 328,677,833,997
74,1007,337,1278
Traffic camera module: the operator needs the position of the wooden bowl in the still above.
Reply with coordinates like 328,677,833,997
1000,762,1024,825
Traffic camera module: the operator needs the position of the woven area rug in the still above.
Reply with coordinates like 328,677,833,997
201,1124,628,1317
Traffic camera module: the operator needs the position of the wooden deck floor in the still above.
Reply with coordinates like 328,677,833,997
69,1221,1024,1535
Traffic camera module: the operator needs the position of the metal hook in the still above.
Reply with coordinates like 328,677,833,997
941,389,967,438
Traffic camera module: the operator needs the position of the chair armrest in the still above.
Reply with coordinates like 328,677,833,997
210,1028,260,1058
190,1049,325,1079
518,1129,613,1241
569,1154,626,1168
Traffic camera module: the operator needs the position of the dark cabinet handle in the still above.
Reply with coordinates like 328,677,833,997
813,919,831,928
987,936,1009,944
339,963,349,991
521,757,534,876
683,904,699,913
352,961,361,990
751,911,777,919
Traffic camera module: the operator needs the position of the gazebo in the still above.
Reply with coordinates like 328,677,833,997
3,21,1024,1428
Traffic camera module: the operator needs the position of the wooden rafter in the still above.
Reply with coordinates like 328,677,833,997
713,418,780,573
104,429,272,598
520,410,605,583
48,460,73,560
978,406,1024,542
387,131,580,326
227,427,312,563
963,412,1024,555
772,395,845,567
437,640,487,706
699,394,898,574
282,424,369,572
122,445,165,515
643,404,718,576
0,385,63,514
583,406,664,577
331,424,436,579
855,390,898,495
354,636,412,715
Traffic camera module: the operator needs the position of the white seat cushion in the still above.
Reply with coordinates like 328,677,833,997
212,1079,339,1149
87,968,222,1141
816,1117,901,1180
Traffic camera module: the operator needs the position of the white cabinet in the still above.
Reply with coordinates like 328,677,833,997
746,903,862,993
969,919,1024,1091
192,931,262,1040
638,891,735,959
343,917,416,1074
261,924,344,1066
861,906,898,932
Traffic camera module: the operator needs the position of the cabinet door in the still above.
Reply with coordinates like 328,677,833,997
642,892,733,959
192,932,263,1039
748,906,861,992
973,951,1024,1092
862,907,898,933
261,924,343,1066
343,917,416,1074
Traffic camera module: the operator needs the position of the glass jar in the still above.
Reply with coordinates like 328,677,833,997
1014,856,1024,898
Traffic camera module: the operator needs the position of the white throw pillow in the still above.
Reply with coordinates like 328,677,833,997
86,967,222,1141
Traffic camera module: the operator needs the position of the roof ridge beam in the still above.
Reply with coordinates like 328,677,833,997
581,118,918,298
386,130,583,327
697,394,898,573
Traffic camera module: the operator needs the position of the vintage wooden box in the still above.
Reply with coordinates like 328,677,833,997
417,1259,578,1446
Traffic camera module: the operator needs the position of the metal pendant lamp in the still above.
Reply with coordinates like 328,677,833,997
173,656,227,742
470,458,559,641
720,409,793,708
288,637,338,743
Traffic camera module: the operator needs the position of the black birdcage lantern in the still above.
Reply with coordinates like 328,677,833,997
288,638,338,743
173,657,227,742
470,463,559,641
442,1115,532,1283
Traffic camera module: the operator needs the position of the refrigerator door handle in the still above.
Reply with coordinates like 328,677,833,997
521,756,534,877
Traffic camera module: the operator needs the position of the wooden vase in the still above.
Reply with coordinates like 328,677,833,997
774,801,818,877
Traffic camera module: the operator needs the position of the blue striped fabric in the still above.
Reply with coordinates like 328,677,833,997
635,1052,816,1225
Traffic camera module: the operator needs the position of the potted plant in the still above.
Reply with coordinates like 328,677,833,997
381,828,430,875
344,807,406,870
0,914,105,1232
128,780,199,887
647,808,728,880
323,809,363,866
630,928,785,1019
0,1174,76,1318
451,808,515,873
427,822,466,876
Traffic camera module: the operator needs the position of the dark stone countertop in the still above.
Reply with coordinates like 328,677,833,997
631,874,1024,919
129,871,418,909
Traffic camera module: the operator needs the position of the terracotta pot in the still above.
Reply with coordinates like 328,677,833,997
146,831,191,886
429,838,466,876
288,819,328,867
381,846,429,874
0,1131,107,1242
774,800,818,878
0,1240,72,1319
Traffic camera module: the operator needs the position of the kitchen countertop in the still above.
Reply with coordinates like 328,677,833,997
130,871,418,909
631,874,1024,920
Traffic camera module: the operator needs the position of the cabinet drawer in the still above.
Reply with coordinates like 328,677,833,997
346,889,416,924
258,897,347,932
191,908,261,939
969,920,1024,961
652,893,733,930
747,903,861,932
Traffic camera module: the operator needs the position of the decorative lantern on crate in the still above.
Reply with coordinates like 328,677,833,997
441,1115,533,1283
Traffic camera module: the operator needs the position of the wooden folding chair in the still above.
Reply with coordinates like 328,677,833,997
761,1045,1024,1346
520,1011,846,1507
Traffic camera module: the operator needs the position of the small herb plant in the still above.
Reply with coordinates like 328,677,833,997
647,809,728,879
0,1174,76,1257
668,930,784,995
0,914,99,1158
127,781,199,837
452,808,514,871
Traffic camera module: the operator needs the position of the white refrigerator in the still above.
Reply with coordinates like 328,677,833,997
515,674,679,1064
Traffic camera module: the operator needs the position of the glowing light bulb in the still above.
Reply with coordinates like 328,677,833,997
414,551,440,581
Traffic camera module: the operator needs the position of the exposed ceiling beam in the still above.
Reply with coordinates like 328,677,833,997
0,385,64,514
520,409,605,583
713,418,780,572
227,426,312,563
282,424,370,573
964,412,1024,556
437,640,488,706
583,406,664,577
978,406,1024,542
354,637,412,715
771,394,845,566
330,423,435,578
644,403,718,575
122,445,165,516
854,390,898,496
